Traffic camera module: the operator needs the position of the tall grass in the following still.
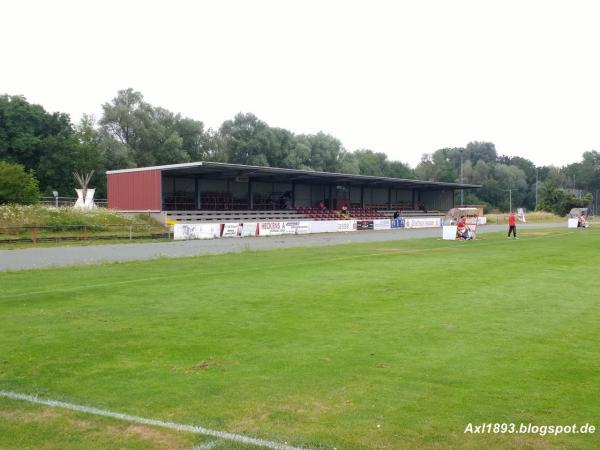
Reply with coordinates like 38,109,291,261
485,211,563,224
0,205,161,231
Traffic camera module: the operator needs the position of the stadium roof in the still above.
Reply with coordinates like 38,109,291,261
106,161,480,191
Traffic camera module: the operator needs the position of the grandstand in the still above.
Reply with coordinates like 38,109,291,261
106,161,479,224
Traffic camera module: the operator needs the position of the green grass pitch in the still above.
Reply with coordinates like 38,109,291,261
1,227,599,449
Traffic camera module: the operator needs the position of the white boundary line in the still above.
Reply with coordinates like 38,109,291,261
0,390,311,450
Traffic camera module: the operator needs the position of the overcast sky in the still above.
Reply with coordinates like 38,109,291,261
2,0,599,168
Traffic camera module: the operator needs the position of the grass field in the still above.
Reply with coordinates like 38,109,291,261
1,227,599,449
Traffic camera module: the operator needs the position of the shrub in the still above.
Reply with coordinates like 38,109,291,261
537,183,593,216
0,162,40,205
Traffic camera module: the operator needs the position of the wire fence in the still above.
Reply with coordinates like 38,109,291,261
0,223,169,244
39,197,108,208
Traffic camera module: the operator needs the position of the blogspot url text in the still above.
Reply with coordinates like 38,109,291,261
464,423,596,436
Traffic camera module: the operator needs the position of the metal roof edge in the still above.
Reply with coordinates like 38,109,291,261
196,161,481,189
106,161,204,175
105,160,480,189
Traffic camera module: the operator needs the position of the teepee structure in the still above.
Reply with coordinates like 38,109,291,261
73,171,97,209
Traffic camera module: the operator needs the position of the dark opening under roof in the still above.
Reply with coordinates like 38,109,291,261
107,161,480,191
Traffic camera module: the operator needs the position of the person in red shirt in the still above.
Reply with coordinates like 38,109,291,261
508,211,517,239
456,216,471,240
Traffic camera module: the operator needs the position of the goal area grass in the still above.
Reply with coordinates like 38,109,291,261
1,227,599,449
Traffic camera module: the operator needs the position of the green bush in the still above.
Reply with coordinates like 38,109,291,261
0,162,40,205
537,183,593,216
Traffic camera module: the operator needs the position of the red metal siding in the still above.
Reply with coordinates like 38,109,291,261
107,170,162,211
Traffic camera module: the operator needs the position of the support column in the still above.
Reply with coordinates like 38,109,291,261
173,177,177,210
248,179,253,210
412,189,417,209
194,177,199,209
226,179,231,210
360,186,365,208
291,182,296,208
388,187,392,210
328,184,333,209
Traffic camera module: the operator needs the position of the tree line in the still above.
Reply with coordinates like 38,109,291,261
1,89,598,214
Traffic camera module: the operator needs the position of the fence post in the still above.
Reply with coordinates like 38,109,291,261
32,227,37,243
83,225,88,240
129,224,133,240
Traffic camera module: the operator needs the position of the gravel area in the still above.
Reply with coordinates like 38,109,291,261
0,223,566,272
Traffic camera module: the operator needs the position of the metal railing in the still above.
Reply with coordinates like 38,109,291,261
39,197,108,208
0,223,169,244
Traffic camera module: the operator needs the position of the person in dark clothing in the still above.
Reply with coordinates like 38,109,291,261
393,210,400,219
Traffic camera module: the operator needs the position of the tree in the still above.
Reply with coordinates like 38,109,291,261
174,117,210,161
354,149,388,176
280,134,312,170
0,95,72,170
415,148,462,182
0,95,97,195
72,115,110,197
219,113,271,166
0,161,40,204
385,160,413,179
338,152,360,174
99,88,146,147
538,182,593,215
465,141,497,163
100,89,205,167
484,164,528,211
297,132,346,173
414,154,436,181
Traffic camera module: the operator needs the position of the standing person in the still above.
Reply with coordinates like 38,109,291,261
508,211,517,239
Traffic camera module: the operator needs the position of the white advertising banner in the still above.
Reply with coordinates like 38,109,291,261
568,218,579,228
174,223,221,240
241,222,258,237
335,220,357,232
258,221,286,236
257,221,313,236
372,219,391,230
308,220,338,234
295,221,312,234
283,221,302,235
404,217,442,229
222,223,242,237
